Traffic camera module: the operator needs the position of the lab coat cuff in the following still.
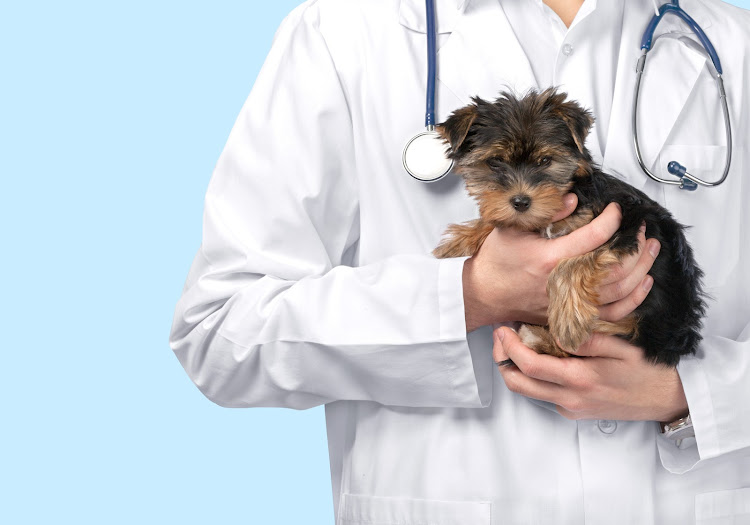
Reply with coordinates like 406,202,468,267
655,353,718,474
437,256,492,408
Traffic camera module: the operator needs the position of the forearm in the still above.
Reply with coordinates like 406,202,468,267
170,249,491,409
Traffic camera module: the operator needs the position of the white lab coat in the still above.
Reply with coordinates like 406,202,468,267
169,0,750,523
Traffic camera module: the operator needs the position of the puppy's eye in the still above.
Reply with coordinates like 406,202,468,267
536,157,552,168
486,157,505,170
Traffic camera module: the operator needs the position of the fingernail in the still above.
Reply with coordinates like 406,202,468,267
494,328,505,343
648,240,661,258
642,275,654,292
563,193,576,208
639,222,646,234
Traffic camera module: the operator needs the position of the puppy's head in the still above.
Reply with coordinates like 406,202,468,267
437,88,595,231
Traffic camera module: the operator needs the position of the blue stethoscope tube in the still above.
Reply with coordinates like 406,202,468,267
425,0,438,129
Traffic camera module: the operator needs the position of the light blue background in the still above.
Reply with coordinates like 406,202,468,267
1,1,748,524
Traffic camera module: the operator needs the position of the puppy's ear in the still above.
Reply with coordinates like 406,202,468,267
437,104,477,154
554,101,594,155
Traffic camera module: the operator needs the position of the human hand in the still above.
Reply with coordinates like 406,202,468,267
463,196,623,331
493,328,689,423
595,223,661,323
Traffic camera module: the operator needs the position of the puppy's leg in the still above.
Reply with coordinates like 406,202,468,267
433,219,495,258
519,324,571,358
593,315,639,341
547,247,622,353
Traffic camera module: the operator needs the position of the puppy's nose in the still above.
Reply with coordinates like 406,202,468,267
511,195,531,212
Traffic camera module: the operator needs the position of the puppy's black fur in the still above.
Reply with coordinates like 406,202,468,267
570,168,706,366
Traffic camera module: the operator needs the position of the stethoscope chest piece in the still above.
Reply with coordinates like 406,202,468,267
402,129,454,182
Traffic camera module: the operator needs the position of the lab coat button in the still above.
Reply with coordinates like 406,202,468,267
597,419,617,434
562,43,574,56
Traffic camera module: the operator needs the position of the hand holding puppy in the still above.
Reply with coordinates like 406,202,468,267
462,199,659,332
492,327,689,423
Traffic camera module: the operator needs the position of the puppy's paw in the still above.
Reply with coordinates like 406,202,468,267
519,324,571,358
548,306,597,353
547,287,599,353
433,219,493,258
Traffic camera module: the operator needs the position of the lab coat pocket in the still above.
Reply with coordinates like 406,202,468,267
338,493,492,525
695,488,750,524
659,145,736,290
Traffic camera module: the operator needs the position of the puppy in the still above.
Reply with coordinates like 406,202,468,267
433,88,705,367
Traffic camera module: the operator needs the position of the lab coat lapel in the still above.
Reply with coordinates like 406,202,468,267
603,0,710,190
398,0,467,35
435,0,538,109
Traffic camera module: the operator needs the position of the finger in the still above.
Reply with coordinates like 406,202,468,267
556,405,585,420
598,238,660,304
552,202,622,260
598,275,654,322
493,327,569,385
599,223,646,286
574,333,633,359
549,193,578,223
497,364,570,405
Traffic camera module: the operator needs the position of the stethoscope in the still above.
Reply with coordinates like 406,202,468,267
402,0,732,190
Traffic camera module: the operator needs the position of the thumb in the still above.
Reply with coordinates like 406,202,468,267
549,193,578,223
552,202,622,260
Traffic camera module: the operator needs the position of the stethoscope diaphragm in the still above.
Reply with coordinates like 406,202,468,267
402,129,454,182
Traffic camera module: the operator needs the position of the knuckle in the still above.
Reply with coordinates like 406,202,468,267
612,280,626,301
559,407,577,420
610,265,625,282
565,397,585,413
522,360,539,378
542,249,560,272
597,306,613,322
631,289,646,308
503,371,522,393
568,372,588,391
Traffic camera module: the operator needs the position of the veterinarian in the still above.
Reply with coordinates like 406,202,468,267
169,0,750,523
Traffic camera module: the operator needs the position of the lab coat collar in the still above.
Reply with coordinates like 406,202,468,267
602,0,712,191
398,0,468,34
433,0,538,107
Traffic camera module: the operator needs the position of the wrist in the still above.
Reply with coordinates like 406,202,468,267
657,371,689,424
463,257,499,332
463,258,482,332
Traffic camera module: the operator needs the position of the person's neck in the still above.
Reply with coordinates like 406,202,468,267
543,0,585,28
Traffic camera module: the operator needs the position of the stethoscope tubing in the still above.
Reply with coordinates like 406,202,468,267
425,0,438,129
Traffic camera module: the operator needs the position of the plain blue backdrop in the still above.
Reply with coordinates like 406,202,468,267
1,1,748,524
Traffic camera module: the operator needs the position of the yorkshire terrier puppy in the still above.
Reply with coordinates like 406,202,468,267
433,88,705,367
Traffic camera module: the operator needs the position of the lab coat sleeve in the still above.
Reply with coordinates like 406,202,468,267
656,152,750,474
168,6,492,410
656,325,750,474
